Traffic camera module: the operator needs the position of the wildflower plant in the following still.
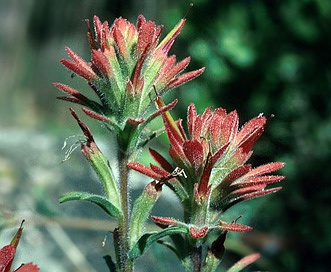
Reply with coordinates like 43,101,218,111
55,12,285,272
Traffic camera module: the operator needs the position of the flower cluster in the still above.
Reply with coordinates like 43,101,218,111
55,12,285,272
129,98,285,239
54,15,204,129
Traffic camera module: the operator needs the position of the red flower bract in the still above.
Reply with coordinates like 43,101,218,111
55,15,204,128
0,221,39,272
128,98,285,239
130,100,284,207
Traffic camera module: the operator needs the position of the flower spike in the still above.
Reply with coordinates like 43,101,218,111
130,101,285,246
56,14,204,130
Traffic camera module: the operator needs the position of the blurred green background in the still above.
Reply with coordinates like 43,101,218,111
1,0,330,271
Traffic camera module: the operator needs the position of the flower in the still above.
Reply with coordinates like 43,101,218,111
55,15,204,129
128,98,285,239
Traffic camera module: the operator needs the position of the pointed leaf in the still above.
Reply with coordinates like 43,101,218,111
10,220,24,249
155,96,185,143
245,162,285,178
61,47,97,80
145,99,178,125
217,221,252,232
235,175,285,187
187,103,197,137
53,83,91,105
129,181,162,247
70,109,121,211
149,148,174,173
163,61,203,91
151,216,180,227
236,116,266,153
223,187,283,212
149,164,171,178
127,162,163,180
129,226,188,259
157,19,186,53
59,192,122,218
240,187,282,201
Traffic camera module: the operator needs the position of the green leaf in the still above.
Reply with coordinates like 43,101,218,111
86,146,121,211
59,191,122,218
129,181,161,248
129,226,188,259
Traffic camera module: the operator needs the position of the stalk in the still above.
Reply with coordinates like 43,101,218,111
117,150,133,272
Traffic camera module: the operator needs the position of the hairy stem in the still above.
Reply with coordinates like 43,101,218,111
117,150,133,272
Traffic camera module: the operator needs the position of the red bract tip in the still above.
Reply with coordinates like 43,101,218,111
70,108,95,145
167,67,205,90
127,162,163,181
149,148,174,173
151,216,179,227
248,186,282,198
53,83,91,105
92,49,113,77
61,47,97,81
220,110,239,146
0,221,40,272
113,22,130,61
248,162,285,177
81,108,111,122
158,19,186,54
218,220,253,232
93,16,105,49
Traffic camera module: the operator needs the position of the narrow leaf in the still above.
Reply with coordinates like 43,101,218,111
59,192,122,218
217,221,252,232
70,109,121,211
151,216,180,227
129,226,188,259
129,181,161,247
127,162,163,180
149,148,173,173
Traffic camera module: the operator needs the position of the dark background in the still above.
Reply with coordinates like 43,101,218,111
1,0,330,271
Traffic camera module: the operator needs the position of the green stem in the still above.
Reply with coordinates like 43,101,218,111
117,150,133,272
